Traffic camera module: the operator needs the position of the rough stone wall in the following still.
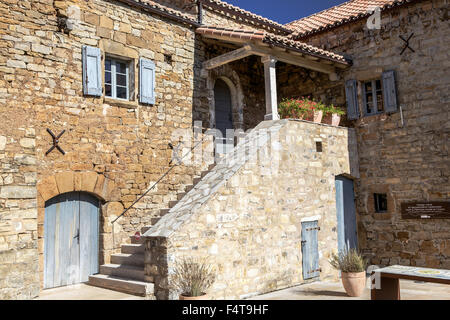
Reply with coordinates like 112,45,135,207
296,0,450,268
0,0,207,298
0,0,281,299
145,120,359,299
0,104,38,299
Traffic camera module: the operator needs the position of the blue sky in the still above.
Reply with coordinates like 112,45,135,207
224,0,347,24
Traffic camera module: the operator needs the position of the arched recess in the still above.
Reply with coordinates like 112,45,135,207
36,171,115,289
207,64,244,131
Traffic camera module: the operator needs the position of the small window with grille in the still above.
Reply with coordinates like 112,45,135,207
374,193,388,213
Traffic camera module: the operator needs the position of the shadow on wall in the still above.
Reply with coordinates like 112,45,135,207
191,36,266,133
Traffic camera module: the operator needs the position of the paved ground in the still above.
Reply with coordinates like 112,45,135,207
34,283,144,300
248,280,450,300
34,280,449,300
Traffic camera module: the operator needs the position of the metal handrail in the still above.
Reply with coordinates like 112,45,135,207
111,136,208,225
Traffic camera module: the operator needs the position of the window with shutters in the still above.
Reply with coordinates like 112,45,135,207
345,71,398,120
105,57,131,100
362,79,384,115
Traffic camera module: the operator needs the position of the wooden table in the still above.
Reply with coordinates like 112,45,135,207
371,265,450,300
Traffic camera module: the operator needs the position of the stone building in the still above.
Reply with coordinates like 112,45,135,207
0,0,448,300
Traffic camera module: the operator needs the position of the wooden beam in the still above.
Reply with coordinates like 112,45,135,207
247,44,336,74
203,45,253,70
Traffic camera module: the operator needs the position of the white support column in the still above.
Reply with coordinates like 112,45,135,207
262,55,279,120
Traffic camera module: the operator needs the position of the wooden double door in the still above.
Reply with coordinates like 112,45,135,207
44,192,99,289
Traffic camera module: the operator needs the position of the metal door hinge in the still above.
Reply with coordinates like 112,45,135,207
308,268,322,274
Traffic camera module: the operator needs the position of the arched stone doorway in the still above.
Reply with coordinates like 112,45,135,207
214,78,234,153
207,64,244,131
37,171,115,289
44,191,100,289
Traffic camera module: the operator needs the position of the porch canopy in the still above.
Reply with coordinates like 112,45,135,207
196,26,351,120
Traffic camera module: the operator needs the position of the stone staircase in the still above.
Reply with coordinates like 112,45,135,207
88,163,216,297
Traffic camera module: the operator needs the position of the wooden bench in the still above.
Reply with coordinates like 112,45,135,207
371,265,450,300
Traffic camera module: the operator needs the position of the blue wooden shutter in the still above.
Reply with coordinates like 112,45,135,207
139,57,156,104
382,70,398,113
345,79,359,120
82,45,102,96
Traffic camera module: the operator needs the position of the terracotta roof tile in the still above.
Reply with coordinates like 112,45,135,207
196,26,350,65
286,0,419,38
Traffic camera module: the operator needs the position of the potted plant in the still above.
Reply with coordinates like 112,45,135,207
278,98,310,120
330,105,346,126
278,97,323,122
171,257,216,300
321,104,346,126
329,248,367,297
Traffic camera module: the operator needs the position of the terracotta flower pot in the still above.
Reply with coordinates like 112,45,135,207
331,113,341,126
341,271,366,297
179,293,208,300
313,110,323,123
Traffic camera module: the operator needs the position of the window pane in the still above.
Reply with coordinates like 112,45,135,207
105,84,112,97
116,73,127,86
105,71,111,84
105,59,111,72
377,93,384,112
116,86,127,99
375,80,382,91
366,92,373,113
116,61,127,74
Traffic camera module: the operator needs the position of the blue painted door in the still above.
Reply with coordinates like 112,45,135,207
214,79,234,154
44,192,99,289
301,220,320,280
335,176,358,252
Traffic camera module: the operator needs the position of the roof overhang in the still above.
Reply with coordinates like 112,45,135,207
196,26,351,74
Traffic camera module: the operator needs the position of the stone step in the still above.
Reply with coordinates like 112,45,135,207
177,192,186,201
208,163,216,171
185,185,194,193
159,208,170,216
151,217,160,225
168,200,178,208
110,253,144,267
141,226,151,234
200,170,209,178
88,274,153,297
100,264,145,281
193,177,201,185
121,243,144,254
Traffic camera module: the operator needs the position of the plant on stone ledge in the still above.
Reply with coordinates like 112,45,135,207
321,104,346,117
278,97,324,120
171,257,216,299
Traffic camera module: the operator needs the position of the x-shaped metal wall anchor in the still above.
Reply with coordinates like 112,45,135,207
399,33,415,55
168,142,183,165
45,128,66,156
